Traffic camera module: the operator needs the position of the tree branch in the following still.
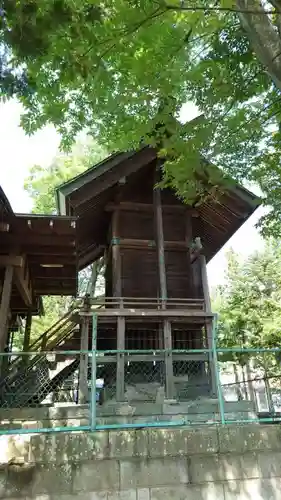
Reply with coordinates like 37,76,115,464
236,0,281,91
164,2,275,14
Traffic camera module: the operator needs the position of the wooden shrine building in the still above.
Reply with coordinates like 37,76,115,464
56,147,259,401
0,186,78,358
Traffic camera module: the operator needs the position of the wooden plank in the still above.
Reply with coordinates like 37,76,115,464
200,254,211,312
90,296,205,303
28,255,77,266
2,233,76,247
78,316,89,403
199,255,216,395
0,222,9,232
0,264,14,353
0,255,24,267
105,201,199,216
111,210,122,299
117,238,189,251
13,257,32,307
205,321,217,396
164,319,175,399
78,245,104,270
23,311,32,352
116,316,125,401
82,309,214,318
185,210,193,296
154,186,167,303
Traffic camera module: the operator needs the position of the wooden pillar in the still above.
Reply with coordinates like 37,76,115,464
116,316,125,401
154,183,174,399
23,311,32,352
164,319,174,399
154,187,167,304
200,254,211,312
78,316,89,403
0,264,14,354
185,211,193,295
112,210,122,300
111,209,125,400
23,310,32,366
86,261,98,298
200,254,216,396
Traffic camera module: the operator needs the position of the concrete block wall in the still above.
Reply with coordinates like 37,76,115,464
0,401,256,430
1,425,281,499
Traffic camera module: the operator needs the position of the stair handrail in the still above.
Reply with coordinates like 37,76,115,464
0,320,79,392
8,306,78,368
3,357,80,408
29,305,78,352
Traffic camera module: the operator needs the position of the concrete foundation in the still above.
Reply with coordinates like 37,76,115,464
0,425,281,499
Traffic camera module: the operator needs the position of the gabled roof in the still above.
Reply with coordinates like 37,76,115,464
0,186,13,217
56,147,260,269
56,149,146,215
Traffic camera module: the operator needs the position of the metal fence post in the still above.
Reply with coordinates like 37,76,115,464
212,314,225,425
90,313,97,431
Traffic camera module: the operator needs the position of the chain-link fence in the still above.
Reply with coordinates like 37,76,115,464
218,348,281,423
1,344,281,434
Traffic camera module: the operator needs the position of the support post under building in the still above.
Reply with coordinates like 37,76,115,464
200,254,216,396
154,185,174,400
112,208,125,401
79,316,90,403
0,264,14,354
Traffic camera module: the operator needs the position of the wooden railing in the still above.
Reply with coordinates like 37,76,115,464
87,296,206,311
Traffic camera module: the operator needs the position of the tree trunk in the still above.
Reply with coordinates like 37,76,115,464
236,0,281,90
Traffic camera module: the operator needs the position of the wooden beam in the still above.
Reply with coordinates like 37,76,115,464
199,254,216,395
82,310,213,318
153,180,175,399
185,210,193,295
13,257,32,307
0,222,9,232
78,245,105,270
2,233,76,247
111,210,122,299
28,255,77,266
116,238,191,251
78,316,89,403
154,187,167,303
164,319,175,399
0,255,24,267
106,201,199,216
0,264,14,352
116,316,125,401
9,246,77,257
23,310,32,356
200,254,211,312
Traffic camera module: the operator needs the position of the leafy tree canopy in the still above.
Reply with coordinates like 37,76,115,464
2,1,281,234
214,242,281,370
23,137,106,342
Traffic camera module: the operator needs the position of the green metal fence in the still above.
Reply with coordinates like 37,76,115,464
1,314,281,434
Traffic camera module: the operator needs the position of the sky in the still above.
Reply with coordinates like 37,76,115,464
0,99,264,288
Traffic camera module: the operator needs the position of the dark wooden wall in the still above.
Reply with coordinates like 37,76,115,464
104,164,203,301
